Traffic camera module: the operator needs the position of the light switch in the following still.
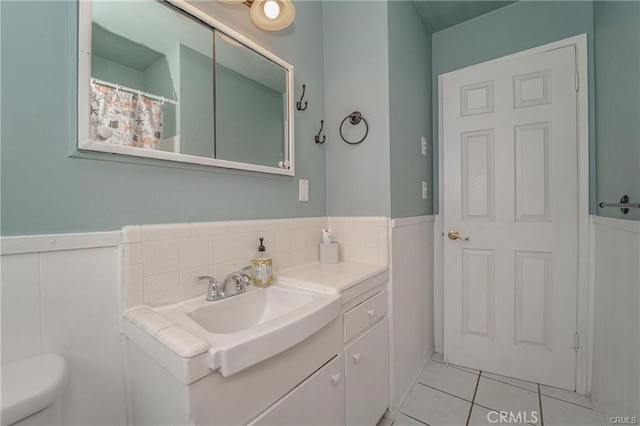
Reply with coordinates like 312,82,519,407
299,179,309,202
421,136,428,156
422,181,428,200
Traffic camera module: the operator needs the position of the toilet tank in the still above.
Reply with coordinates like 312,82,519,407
1,354,69,426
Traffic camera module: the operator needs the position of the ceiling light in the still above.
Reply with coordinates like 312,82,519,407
249,0,295,31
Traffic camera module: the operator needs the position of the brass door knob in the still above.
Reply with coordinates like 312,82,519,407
448,230,469,241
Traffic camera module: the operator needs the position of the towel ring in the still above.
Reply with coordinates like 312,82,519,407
339,111,369,145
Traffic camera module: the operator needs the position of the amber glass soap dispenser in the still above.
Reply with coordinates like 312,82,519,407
252,237,273,287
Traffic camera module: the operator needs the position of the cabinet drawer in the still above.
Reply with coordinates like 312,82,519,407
344,290,387,342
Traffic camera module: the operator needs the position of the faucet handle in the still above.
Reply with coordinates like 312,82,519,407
195,275,217,285
239,266,253,286
195,276,221,301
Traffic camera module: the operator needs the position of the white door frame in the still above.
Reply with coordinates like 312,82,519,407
434,34,591,394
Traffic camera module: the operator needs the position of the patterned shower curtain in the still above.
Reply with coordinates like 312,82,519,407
90,82,164,150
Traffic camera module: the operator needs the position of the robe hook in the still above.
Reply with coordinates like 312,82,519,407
315,120,325,144
296,84,308,111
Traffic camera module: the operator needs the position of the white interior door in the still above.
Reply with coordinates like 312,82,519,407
442,45,579,389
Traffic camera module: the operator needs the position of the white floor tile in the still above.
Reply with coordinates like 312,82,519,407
393,413,427,426
468,405,496,426
481,372,539,392
541,396,603,425
418,360,479,401
474,377,541,425
539,385,594,409
402,384,471,426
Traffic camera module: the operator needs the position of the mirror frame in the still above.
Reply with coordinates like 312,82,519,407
77,0,295,176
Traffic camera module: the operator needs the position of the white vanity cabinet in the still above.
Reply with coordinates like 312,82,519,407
250,355,345,425
343,290,390,425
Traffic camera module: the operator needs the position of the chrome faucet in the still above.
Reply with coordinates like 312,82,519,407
195,267,252,302
220,266,252,297
195,276,222,301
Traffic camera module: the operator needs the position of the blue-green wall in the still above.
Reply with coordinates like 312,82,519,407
92,55,143,89
594,1,640,221
323,1,391,217
143,56,178,140
431,1,596,214
180,44,214,158
215,64,285,168
388,1,432,218
0,0,326,236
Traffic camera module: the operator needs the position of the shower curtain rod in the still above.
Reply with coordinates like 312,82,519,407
91,78,179,105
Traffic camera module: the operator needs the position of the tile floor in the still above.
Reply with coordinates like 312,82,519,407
392,353,603,426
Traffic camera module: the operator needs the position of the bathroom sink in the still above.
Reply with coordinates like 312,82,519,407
159,283,340,377
186,285,319,334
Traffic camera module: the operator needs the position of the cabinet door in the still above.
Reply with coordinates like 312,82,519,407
250,355,345,425
346,318,389,426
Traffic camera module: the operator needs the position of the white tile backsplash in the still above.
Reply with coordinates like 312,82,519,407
191,221,229,237
236,232,259,259
123,242,142,266
142,240,180,276
123,264,144,308
141,223,190,242
274,229,293,253
122,225,142,243
179,266,210,301
210,234,236,264
143,272,181,307
328,217,389,265
229,220,258,234
179,237,209,270
121,217,388,308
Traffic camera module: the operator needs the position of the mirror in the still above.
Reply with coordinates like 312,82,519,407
77,0,294,176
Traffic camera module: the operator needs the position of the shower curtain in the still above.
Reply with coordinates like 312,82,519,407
90,82,164,150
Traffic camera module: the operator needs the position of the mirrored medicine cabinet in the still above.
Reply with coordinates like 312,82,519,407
77,0,294,176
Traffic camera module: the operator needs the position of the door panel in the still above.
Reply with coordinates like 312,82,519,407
443,45,578,389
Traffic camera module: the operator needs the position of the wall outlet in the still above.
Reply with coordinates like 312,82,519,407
422,181,428,200
299,179,309,202
421,136,428,156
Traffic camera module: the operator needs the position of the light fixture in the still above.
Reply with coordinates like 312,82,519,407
219,0,296,32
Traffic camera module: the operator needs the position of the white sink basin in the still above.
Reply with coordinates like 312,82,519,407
159,282,340,377
187,285,319,334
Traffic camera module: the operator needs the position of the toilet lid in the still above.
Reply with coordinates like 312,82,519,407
1,354,69,425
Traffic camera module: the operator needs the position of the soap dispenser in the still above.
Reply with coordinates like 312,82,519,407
252,237,273,287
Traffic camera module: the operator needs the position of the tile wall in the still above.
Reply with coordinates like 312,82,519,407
123,217,390,309
327,216,389,265
1,246,127,425
1,215,389,424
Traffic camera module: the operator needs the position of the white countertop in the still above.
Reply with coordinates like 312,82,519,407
277,261,389,299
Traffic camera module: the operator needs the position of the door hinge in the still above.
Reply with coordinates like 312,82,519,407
575,73,580,91
573,332,579,352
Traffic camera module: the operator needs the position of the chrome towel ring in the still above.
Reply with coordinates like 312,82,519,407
339,111,369,145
